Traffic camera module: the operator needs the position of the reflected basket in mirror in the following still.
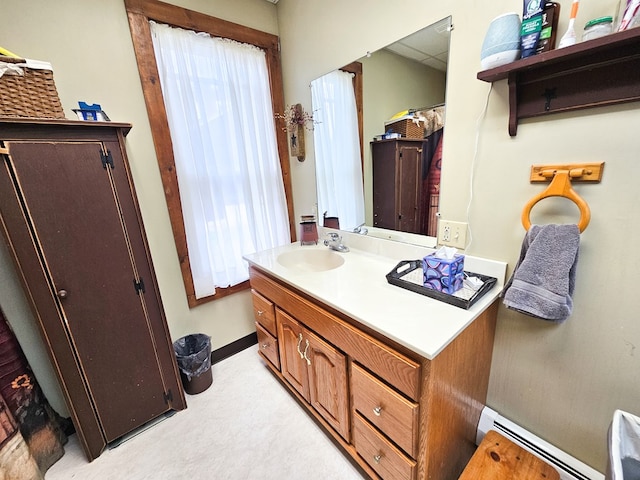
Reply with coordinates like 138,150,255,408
384,117,424,139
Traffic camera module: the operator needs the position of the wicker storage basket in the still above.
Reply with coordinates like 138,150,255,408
384,117,424,139
0,56,64,119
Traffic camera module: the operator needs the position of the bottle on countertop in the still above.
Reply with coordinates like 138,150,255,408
300,214,318,245
536,2,561,53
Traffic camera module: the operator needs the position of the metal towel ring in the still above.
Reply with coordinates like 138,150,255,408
521,169,590,233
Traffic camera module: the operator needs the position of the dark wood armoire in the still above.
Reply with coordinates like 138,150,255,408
0,119,187,461
371,138,428,234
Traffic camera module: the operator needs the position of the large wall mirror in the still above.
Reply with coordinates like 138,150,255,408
311,16,451,244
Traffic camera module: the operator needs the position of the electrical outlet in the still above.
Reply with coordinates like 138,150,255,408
438,220,468,249
441,224,452,242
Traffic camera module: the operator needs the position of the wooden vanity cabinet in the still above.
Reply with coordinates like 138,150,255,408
249,266,498,480
0,120,187,461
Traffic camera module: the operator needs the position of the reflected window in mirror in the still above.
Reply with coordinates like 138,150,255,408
311,64,365,231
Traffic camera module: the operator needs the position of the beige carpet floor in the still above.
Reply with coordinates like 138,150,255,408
45,346,365,479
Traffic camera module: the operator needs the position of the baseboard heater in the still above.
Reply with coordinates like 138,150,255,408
477,406,604,480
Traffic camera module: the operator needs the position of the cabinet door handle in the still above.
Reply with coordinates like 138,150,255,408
296,333,305,359
303,339,311,366
373,453,382,464
57,289,68,299
373,406,382,416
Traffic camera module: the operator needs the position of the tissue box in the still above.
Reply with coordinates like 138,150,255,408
422,253,464,294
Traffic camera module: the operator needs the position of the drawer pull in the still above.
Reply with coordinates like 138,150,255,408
373,453,382,464
296,333,305,359
261,342,269,350
373,406,382,416
257,309,264,316
303,339,311,365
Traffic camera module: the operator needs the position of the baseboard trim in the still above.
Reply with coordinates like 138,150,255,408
211,332,257,364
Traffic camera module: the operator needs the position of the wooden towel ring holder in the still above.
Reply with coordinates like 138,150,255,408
521,168,591,232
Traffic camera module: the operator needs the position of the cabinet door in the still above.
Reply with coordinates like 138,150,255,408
397,145,422,234
276,309,310,401
3,140,174,442
305,329,349,441
372,142,397,230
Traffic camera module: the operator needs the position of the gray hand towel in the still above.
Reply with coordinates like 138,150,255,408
502,224,580,322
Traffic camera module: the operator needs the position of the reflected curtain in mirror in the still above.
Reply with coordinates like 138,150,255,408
150,21,291,299
311,70,365,231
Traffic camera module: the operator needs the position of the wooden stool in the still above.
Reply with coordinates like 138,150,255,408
459,430,560,480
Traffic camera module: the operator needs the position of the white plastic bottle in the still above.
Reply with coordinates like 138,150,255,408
558,0,580,47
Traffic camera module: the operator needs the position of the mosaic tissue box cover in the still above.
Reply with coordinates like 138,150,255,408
422,254,464,294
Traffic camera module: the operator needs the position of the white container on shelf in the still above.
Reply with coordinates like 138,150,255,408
583,16,613,41
480,12,521,70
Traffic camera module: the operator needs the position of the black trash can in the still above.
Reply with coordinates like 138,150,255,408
173,334,212,395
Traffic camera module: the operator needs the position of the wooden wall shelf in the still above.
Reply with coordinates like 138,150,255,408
477,27,640,136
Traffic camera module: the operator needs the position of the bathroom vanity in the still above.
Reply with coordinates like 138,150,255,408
245,236,506,480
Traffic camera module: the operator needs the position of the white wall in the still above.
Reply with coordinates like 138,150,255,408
1,0,637,474
276,0,636,473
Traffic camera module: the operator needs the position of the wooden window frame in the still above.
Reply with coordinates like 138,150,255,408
125,0,295,308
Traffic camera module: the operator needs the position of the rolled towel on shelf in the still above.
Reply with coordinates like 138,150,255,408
502,224,580,322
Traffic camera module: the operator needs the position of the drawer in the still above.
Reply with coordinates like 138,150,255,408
255,322,280,369
353,412,416,480
351,363,418,458
251,289,276,336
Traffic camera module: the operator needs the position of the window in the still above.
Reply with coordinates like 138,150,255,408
126,0,295,307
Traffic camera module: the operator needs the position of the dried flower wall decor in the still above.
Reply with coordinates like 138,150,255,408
275,103,315,161
275,103,316,132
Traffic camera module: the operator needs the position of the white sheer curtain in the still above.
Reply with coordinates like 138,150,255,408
150,21,290,299
311,70,365,231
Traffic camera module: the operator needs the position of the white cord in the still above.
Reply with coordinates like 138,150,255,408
464,82,493,252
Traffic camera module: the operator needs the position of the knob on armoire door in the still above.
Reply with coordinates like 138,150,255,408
57,289,68,299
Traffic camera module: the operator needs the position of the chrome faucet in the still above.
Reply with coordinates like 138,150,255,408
324,232,349,252
353,223,368,235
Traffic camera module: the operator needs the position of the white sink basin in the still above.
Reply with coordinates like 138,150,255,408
277,249,345,273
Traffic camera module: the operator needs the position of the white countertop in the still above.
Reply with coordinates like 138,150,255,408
244,231,507,360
